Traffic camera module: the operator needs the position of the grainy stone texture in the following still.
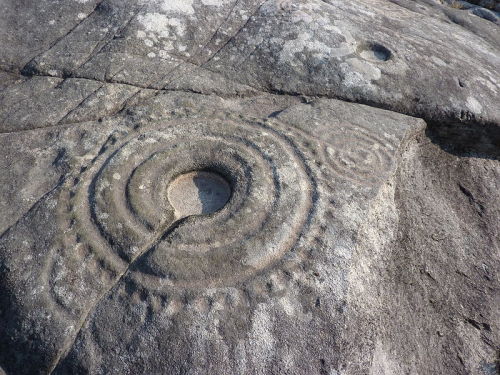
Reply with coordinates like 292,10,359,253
0,0,499,374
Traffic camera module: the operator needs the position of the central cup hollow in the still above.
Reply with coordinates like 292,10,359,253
167,170,232,219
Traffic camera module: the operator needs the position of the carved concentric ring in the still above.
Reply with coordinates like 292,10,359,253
57,117,317,293
320,124,396,186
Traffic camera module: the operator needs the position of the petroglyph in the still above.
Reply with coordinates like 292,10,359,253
46,110,406,328
322,126,396,186
1,0,499,372
167,171,231,218
357,42,392,62
52,116,326,307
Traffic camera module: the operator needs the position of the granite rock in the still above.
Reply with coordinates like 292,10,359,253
0,0,499,374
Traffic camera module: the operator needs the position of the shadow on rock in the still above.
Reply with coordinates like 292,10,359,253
425,121,500,160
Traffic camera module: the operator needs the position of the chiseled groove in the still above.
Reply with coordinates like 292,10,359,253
121,132,276,253
286,121,397,186
50,116,319,369
131,120,317,290
88,146,133,262
229,134,281,229
167,138,274,253
324,127,396,185
125,163,156,232
260,120,319,232
48,210,182,374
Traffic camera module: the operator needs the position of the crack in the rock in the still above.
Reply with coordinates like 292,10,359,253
55,83,105,126
2,65,430,136
47,219,182,373
75,4,146,74
202,0,269,68
68,3,273,119
4,68,260,94
45,130,193,373
0,176,65,241
193,0,240,64
20,0,108,75
0,68,268,135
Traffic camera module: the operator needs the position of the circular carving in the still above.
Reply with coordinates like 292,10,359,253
357,42,392,62
321,125,396,186
57,117,318,293
167,171,231,219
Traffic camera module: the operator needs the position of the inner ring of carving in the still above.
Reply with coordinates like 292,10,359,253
167,170,232,219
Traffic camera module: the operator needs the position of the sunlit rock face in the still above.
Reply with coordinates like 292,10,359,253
0,0,498,374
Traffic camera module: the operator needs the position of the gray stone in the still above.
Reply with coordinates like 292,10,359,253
468,6,500,22
0,0,499,374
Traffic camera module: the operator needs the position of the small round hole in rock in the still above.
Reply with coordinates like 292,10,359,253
358,42,392,62
167,171,231,219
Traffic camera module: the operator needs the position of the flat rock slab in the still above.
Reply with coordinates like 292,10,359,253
1,0,499,127
0,95,424,374
0,0,499,374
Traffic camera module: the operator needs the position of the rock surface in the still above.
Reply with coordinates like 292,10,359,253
0,0,499,374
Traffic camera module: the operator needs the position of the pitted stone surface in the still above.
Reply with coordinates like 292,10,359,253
0,1,499,375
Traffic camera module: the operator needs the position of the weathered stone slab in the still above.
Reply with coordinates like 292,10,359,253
0,96,424,374
0,0,499,374
1,0,498,125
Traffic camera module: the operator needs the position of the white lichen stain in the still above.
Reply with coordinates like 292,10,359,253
369,340,401,374
466,96,483,113
335,245,352,260
280,34,329,65
159,0,194,14
279,296,295,316
138,13,186,40
159,50,171,59
279,25,356,66
98,212,109,220
280,293,313,323
340,62,377,93
201,0,232,6
290,10,313,23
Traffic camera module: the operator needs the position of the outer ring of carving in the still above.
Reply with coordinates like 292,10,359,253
60,117,317,291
